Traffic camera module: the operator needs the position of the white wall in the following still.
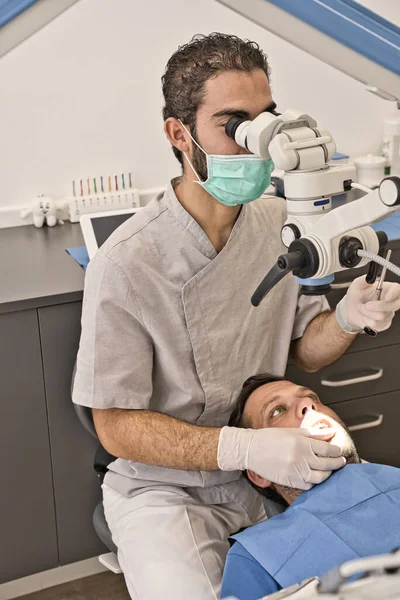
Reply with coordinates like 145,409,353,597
0,0,399,210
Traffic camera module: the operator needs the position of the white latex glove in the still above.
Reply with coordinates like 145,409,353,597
217,426,346,490
336,275,400,334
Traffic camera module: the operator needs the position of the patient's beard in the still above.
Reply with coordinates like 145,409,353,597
301,410,361,466
337,429,360,465
273,484,302,506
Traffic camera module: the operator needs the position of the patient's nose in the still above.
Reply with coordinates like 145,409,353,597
297,398,317,420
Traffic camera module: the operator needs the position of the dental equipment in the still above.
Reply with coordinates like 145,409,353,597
364,249,392,336
224,109,400,304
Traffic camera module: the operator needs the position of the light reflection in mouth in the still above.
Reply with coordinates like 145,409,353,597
301,411,333,430
311,418,332,430
300,410,360,464
301,412,338,442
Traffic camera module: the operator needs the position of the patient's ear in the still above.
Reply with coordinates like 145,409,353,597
247,470,272,488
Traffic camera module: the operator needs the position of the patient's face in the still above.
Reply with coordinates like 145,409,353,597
243,380,359,464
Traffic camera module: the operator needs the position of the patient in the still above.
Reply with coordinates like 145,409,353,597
220,373,400,600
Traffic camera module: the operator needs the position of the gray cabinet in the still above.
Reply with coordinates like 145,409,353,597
0,310,58,583
38,302,106,565
331,391,400,467
286,343,400,406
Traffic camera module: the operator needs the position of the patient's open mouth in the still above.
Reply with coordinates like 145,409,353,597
312,418,332,430
302,414,336,440
311,419,337,442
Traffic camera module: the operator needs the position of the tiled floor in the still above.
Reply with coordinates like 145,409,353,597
17,572,130,600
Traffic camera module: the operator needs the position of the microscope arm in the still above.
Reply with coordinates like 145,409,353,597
252,178,400,306
305,180,400,248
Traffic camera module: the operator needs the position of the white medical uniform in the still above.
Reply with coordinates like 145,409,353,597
73,179,327,599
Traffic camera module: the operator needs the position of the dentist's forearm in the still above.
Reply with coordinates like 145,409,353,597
291,310,356,373
93,407,221,469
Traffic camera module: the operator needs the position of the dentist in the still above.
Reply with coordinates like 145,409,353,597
73,33,400,600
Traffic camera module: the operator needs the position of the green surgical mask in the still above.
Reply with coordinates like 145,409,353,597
180,121,274,207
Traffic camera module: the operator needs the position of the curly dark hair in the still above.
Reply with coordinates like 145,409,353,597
161,32,271,167
230,372,289,509
229,373,284,429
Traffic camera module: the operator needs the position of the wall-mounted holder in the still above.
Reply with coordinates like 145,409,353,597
66,188,140,223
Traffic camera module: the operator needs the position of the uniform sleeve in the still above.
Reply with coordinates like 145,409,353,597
291,294,330,341
221,543,280,600
72,253,153,409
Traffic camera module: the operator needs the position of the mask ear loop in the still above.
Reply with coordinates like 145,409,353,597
178,120,207,183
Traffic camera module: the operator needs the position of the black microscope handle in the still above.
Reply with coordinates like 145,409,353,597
251,263,291,306
251,252,305,307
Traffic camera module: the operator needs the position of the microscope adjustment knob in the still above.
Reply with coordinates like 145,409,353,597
379,176,400,206
281,224,301,248
288,238,320,278
339,236,363,268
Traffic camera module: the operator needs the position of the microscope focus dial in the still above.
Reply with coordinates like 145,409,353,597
281,224,301,248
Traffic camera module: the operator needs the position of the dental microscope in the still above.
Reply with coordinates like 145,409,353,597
225,109,400,306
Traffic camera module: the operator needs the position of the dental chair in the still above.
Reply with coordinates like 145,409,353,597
71,362,122,574
71,362,285,574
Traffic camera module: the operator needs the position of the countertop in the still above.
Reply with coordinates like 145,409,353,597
0,222,85,314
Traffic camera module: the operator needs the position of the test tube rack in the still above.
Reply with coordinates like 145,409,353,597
67,188,140,222
66,173,140,222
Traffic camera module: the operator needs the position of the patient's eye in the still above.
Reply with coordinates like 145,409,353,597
270,405,286,419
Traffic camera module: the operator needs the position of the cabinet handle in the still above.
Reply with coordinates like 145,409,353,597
348,414,384,432
321,368,383,387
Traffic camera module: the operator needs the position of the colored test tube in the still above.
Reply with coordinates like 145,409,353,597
121,173,125,189
128,172,132,188
87,178,90,194
108,175,111,192
100,176,104,193
80,179,83,196
115,175,118,191
72,180,76,197
93,177,97,194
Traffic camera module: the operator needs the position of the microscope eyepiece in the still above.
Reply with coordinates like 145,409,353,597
225,115,246,141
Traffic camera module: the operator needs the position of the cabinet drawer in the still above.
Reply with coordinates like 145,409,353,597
330,390,400,467
285,345,400,405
